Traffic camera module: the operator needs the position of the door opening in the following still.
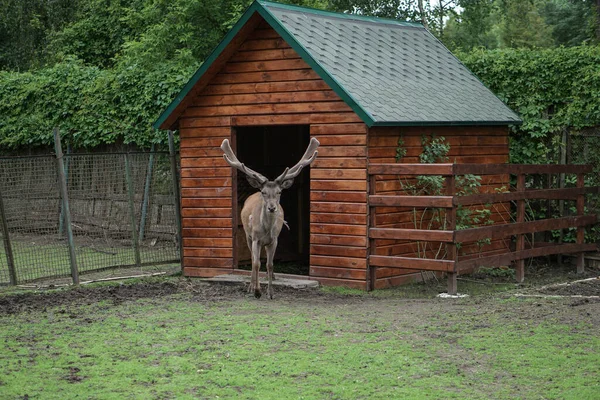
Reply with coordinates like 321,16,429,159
234,125,310,275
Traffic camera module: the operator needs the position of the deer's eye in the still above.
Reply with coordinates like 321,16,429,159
276,191,281,195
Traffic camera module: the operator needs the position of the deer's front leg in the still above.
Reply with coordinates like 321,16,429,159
251,240,262,299
265,239,277,300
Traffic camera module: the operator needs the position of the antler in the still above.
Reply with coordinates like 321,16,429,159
221,139,268,186
275,137,320,184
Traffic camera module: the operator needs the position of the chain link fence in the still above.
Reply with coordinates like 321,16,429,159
0,143,181,286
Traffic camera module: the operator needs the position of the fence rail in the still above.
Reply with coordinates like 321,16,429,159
368,163,600,294
0,131,181,286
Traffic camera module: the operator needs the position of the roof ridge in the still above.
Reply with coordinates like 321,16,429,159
258,0,424,28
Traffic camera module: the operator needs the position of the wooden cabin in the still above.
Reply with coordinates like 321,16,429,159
154,0,521,289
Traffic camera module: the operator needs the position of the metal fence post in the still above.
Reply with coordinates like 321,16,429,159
0,190,17,285
124,153,142,267
168,131,183,263
54,128,80,285
138,144,155,242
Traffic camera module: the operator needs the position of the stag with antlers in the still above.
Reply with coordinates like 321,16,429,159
220,137,319,299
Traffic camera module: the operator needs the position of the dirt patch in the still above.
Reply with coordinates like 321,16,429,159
0,279,344,315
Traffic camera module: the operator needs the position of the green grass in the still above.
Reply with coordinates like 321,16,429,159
1,280,599,399
0,237,177,284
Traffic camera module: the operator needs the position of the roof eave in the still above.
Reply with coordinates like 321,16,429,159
371,119,523,127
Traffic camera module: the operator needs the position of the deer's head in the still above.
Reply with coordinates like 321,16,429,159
220,138,320,213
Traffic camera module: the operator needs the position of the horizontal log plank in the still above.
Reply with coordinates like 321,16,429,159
179,127,231,138
184,267,234,278
311,135,367,146
456,187,600,206
453,163,593,175
181,157,227,168
310,212,367,225
311,180,367,191
312,158,367,169
212,69,320,84
310,191,367,203
369,195,453,208
237,38,291,51
310,255,367,269
184,248,233,258
370,227,454,242
310,234,368,247
180,167,230,178
181,188,232,198
368,163,454,175
182,228,232,238
182,208,232,218
188,101,351,117
222,58,310,73
182,218,232,228
310,244,367,258
182,238,233,248
309,266,367,280
184,258,234,268
229,48,301,62
456,243,599,270
195,90,339,106
369,255,455,272
311,223,367,236
311,123,367,134
311,168,366,180
454,215,598,243
203,80,330,95
181,198,231,208
310,202,367,214
181,178,232,188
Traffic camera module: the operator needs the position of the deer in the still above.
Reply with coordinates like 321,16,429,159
220,137,320,299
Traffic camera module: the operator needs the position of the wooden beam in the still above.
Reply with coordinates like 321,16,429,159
370,195,453,208
369,227,454,242
453,163,593,175
455,187,600,206
368,163,454,175
454,215,598,243
369,255,455,272
457,243,598,271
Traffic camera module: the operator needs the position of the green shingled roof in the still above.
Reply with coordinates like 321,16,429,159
154,0,521,130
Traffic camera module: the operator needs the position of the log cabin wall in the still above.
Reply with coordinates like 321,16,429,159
178,20,369,289
368,126,511,288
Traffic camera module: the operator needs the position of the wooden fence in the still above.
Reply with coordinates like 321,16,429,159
368,163,599,294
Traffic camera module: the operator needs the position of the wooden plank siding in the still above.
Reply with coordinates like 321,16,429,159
179,20,368,288
367,126,511,289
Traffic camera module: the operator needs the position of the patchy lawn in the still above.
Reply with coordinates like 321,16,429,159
0,271,599,399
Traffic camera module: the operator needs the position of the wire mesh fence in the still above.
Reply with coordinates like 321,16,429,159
0,146,181,286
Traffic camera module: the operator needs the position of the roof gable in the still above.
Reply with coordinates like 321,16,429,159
154,0,521,130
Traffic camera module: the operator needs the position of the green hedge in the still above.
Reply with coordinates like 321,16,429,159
2,45,600,153
459,45,600,164
0,58,197,150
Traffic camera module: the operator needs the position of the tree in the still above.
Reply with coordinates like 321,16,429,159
541,0,598,46
497,0,553,48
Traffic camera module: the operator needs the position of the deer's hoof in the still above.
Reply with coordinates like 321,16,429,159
254,289,262,299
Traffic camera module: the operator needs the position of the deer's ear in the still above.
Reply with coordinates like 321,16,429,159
246,176,264,189
279,179,294,190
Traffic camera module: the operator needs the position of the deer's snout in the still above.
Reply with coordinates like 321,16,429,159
267,206,277,213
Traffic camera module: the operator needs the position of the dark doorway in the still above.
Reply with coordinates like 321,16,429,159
234,125,310,275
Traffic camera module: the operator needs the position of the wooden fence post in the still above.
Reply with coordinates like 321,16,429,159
515,173,526,283
445,172,458,295
124,153,142,268
168,131,183,263
54,128,80,285
576,172,585,274
0,190,17,285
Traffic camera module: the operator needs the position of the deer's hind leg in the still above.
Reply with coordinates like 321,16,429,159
265,239,277,300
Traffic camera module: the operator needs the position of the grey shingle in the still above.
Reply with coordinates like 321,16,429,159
263,1,520,125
